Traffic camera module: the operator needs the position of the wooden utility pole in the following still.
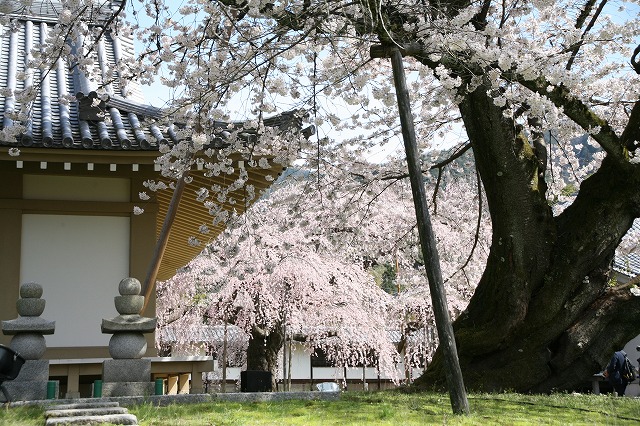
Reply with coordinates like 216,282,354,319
222,317,228,393
376,45,470,415
282,310,288,391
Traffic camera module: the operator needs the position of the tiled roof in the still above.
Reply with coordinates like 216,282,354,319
614,220,640,277
0,0,168,150
159,324,248,345
2,0,102,22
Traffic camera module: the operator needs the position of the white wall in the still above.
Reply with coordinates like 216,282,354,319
20,214,130,347
285,342,311,380
623,335,640,396
276,342,418,382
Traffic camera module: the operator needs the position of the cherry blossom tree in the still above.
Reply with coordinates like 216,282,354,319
5,0,640,393
157,169,489,388
158,176,402,390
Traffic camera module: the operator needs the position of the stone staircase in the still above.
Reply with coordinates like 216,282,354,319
44,401,138,425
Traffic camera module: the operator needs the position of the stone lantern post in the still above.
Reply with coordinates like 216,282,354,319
100,278,156,397
1,282,55,400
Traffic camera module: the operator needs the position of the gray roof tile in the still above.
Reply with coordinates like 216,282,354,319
614,220,640,277
0,0,166,151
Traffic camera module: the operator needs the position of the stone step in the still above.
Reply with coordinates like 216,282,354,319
44,413,138,425
46,402,121,410
43,401,138,425
46,406,129,418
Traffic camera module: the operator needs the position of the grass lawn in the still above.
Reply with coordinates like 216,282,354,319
2,391,639,425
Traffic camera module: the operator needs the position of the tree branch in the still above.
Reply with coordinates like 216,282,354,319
565,0,608,70
377,142,472,182
443,169,483,284
373,40,628,165
620,99,640,151
471,0,492,30
515,76,626,163
631,45,640,75
574,0,598,29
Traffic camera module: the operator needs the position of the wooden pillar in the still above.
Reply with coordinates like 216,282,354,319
142,170,190,311
190,371,204,394
167,375,178,395
309,354,313,391
178,373,190,394
0,168,22,347
362,364,367,391
222,320,228,393
65,365,80,399
343,366,348,391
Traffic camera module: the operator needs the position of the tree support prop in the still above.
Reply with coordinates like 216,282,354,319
142,170,191,312
383,45,470,415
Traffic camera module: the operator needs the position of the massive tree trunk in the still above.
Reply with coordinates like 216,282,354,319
246,324,284,390
414,81,640,392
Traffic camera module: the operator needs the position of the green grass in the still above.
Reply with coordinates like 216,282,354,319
3,391,640,425
0,404,45,426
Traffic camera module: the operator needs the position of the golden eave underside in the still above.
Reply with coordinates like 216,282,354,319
155,159,283,281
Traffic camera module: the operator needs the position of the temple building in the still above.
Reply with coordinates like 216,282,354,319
0,0,306,397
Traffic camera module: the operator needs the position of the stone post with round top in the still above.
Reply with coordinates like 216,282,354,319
1,282,56,401
100,277,157,397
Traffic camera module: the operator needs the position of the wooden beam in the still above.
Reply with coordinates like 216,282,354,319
142,169,190,311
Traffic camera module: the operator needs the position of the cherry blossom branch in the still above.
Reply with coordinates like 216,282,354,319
372,41,628,165
376,142,472,182
444,169,483,284
514,75,626,162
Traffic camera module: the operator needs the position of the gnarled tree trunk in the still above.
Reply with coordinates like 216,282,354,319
215,0,640,393
414,82,640,393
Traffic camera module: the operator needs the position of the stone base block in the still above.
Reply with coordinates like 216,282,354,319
2,380,48,401
191,385,205,394
15,359,49,382
101,381,155,397
0,360,51,402
103,359,150,383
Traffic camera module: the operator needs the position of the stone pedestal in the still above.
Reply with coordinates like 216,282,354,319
101,359,154,397
2,359,49,401
102,381,156,397
103,359,151,383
